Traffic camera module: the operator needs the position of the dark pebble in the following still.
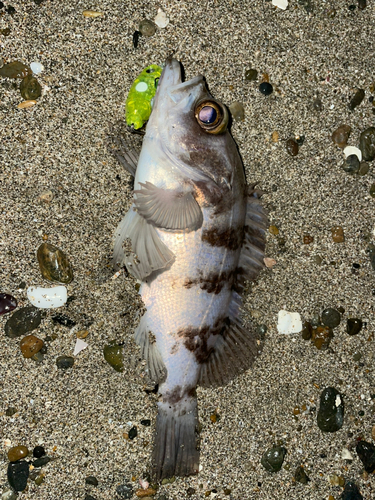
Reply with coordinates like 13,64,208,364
297,0,313,13
331,124,351,148
20,74,41,100
0,293,17,315
0,2,4,8
349,89,365,110
317,387,344,432
359,127,375,161
128,426,137,440
296,135,305,145
245,68,258,81
321,308,341,328
286,138,299,156
301,321,312,340
33,456,51,467
0,61,31,78
256,324,267,339
37,242,73,284
7,461,29,491
311,325,333,350
370,184,375,198
33,446,45,458
5,306,42,338
259,82,273,96
348,4,356,10
260,445,287,472
339,481,363,500
103,343,124,372
358,0,366,9
342,154,360,173
52,314,76,328
294,465,310,484
358,161,369,175
141,419,151,426
6,407,17,416
56,355,74,369
356,440,375,472
369,245,375,270
347,318,362,336
187,487,196,496
85,476,99,486
84,496,97,500
116,483,133,499
133,30,141,48
6,5,16,15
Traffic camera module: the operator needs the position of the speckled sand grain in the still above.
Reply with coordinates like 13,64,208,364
1,1,375,499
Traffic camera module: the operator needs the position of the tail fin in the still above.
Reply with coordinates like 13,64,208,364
153,397,199,480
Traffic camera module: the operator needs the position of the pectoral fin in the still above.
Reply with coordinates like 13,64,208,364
113,205,175,280
134,181,203,231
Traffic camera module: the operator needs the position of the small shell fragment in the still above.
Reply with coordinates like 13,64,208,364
277,310,302,334
272,0,288,9
18,100,37,109
27,286,67,309
341,448,353,460
264,257,276,268
30,62,44,75
343,146,362,161
154,8,169,28
73,338,88,356
82,10,103,18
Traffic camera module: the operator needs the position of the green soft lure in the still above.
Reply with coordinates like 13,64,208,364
125,64,163,130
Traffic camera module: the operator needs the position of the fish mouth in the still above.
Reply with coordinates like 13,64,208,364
157,57,204,102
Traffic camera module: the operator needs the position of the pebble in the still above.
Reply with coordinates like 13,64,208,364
228,101,245,121
272,0,288,9
259,82,273,96
84,495,96,500
341,448,353,460
18,99,37,109
349,89,365,110
317,387,344,432
331,226,344,243
313,97,323,111
30,62,44,75
286,138,299,156
51,314,76,327
139,19,156,37
116,484,134,499
321,308,341,328
245,68,258,81
85,476,99,486
303,234,313,244
342,154,360,173
135,488,156,497
268,225,279,235
7,445,29,462
27,285,67,308
4,306,42,338
358,161,369,176
20,335,44,358
103,343,124,372
82,10,103,18
128,426,137,440
0,293,17,315
311,325,333,350
1,490,17,500
301,321,312,340
356,440,375,472
38,190,53,203
73,338,88,356
261,445,287,472
294,465,310,484
344,145,362,161
0,61,31,78
358,0,367,9
277,310,302,334
20,74,41,100
32,456,50,467
56,355,74,369
359,127,375,161
7,461,29,491
76,329,89,339
339,482,363,500
331,125,351,148
347,318,362,336
133,30,141,48
37,243,73,284
141,419,151,426
33,446,45,458
154,8,169,28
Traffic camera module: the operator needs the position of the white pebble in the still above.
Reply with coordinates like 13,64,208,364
341,448,353,460
272,0,288,10
30,62,44,75
73,338,88,356
277,310,302,334
27,285,67,309
343,146,362,161
154,8,169,28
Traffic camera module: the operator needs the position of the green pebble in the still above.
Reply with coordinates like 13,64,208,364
34,474,45,486
347,318,363,336
20,74,42,100
370,183,375,198
245,68,258,81
321,308,341,328
103,343,124,372
5,306,42,338
37,243,73,284
139,19,156,37
0,61,31,79
56,355,74,369
261,445,287,472
359,127,375,161
294,465,310,484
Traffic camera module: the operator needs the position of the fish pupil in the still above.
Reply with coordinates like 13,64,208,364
199,106,217,124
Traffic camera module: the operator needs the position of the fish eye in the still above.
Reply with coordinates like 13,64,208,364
146,68,155,73
195,100,228,134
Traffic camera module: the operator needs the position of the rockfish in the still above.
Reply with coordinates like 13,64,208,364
113,57,268,480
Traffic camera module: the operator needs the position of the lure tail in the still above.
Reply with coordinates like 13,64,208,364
153,396,200,480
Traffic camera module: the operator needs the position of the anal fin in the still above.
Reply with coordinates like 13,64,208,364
135,314,167,383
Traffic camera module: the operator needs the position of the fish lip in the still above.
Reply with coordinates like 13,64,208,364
158,56,182,90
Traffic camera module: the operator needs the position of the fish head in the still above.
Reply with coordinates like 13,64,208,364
146,57,242,189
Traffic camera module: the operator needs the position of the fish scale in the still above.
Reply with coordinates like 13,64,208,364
112,57,268,480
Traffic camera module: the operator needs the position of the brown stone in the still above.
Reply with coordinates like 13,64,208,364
331,226,345,243
311,326,333,350
8,445,29,462
286,138,299,156
303,234,314,244
269,225,279,235
372,426,375,441
20,335,44,358
136,488,157,497
331,125,351,149
37,242,73,284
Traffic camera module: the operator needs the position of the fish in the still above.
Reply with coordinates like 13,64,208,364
112,57,268,480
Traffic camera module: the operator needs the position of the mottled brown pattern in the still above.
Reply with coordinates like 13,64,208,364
177,317,228,363
163,384,196,404
183,270,234,294
193,179,234,215
201,226,244,251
